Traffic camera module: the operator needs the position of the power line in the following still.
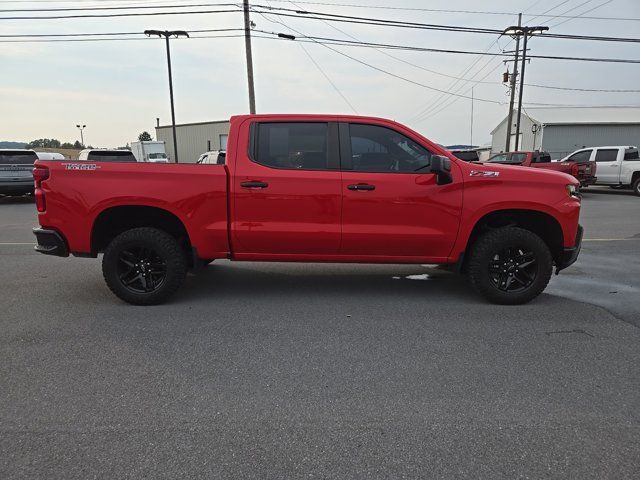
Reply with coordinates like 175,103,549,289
0,3,238,13
0,7,240,20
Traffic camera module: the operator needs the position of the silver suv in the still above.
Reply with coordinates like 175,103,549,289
0,149,38,196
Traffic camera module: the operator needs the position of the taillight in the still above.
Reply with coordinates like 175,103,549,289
571,163,579,176
33,165,49,212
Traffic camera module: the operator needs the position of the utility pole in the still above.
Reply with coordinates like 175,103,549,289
243,0,256,114
504,13,521,152
144,29,189,163
76,124,86,147
470,87,474,146
503,23,548,151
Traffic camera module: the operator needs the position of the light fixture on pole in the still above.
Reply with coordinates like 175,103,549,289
144,29,189,163
76,124,86,147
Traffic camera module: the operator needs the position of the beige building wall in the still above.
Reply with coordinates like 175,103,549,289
156,120,230,163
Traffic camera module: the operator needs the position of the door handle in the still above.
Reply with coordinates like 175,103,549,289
240,181,269,189
347,183,375,191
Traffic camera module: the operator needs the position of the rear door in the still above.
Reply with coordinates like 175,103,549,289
593,148,620,184
232,120,342,255
339,122,462,259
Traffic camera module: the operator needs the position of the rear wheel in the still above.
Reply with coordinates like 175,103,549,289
102,227,187,305
632,178,640,196
467,227,553,305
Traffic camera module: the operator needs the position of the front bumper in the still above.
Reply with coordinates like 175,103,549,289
555,224,583,273
33,228,69,257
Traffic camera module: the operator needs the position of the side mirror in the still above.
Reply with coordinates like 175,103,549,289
431,155,453,185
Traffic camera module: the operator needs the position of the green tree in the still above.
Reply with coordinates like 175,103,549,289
61,142,74,148
73,140,83,149
138,131,152,142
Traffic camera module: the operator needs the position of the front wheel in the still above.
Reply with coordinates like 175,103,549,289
102,227,187,305
467,227,553,305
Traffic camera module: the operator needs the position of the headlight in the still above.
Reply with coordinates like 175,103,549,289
566,184,581,199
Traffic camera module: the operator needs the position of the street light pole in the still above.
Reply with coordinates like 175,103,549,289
144,29,189,163
76,124,86,147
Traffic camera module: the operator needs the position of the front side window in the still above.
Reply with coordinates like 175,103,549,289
533,153,551,163
510,153,527,164
595,149,618,162
624,148,639,161
487,153,510,164
255,122,329,170
349,124,431,173
566,150,592,163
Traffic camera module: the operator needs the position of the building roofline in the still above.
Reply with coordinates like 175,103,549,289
542,121,640,126
156,120,230,129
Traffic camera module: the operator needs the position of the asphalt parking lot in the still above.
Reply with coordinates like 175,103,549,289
1,188,638,479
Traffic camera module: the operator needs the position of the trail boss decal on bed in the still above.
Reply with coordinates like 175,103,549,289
63,163,101,171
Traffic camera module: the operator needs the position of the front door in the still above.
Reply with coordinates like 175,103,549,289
232,121,342,255
339,122,463,260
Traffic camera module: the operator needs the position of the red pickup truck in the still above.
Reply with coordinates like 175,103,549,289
486,151,597,186
33,115,582,305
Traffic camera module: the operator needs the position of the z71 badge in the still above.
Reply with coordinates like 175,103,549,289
63,163,100,171
470,170,500,177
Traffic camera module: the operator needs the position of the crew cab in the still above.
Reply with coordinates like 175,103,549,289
559,146,640,195
32,115,583,305
487,151,597,187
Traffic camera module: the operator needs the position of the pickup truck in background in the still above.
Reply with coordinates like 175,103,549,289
486,150,597,187
559,146,640,196
0,149,38,196
33,114,583,306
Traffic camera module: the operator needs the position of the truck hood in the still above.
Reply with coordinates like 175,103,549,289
464,161,578,186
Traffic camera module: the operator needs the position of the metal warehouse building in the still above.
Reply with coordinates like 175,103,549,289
491,109,640,159
156,120,230,163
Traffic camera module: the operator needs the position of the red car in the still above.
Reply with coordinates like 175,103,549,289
487,150,597,187
33,114,582,305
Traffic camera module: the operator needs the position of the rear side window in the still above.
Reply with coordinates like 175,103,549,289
349,124,431,173
87,151,137,162
255,122,330,170
624,148,639,161
0,151,38,164
595,149,618,162
566,150,592,163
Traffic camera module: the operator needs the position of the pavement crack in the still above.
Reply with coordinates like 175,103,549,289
545,329,594,338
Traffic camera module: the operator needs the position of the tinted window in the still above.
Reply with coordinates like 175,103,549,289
488,153,510,163
87,151,137,162
255,123,329,170
566,150,592,163
452,151,479,162
349,124,431,172
624,148,639,161
0,151,38,164
511,153,527,163
534,153,551,163
595,149,618,162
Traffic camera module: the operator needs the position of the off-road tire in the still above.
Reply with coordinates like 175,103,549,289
467,227,553,305
102,227,187,305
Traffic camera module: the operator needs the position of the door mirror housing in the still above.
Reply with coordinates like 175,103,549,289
431,155,453,185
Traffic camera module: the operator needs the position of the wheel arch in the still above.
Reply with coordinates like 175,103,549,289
460,208,564,271
91,205,192,256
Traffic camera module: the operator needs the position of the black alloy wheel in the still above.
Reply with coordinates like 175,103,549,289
117,246,167,294
488,246,537,293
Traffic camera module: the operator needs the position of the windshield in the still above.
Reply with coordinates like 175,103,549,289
0,151,38,165
148,153,167,159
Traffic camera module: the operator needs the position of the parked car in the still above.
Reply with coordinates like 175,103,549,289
487,150,597,187
131,141,169,163
78,149,137,162
35,152,65,160
197,150,226,165
559,146,640,196
0,149,37,195
449,148,480,162
33,114,582,306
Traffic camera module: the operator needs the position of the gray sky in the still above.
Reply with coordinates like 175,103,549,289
1,0,639,147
